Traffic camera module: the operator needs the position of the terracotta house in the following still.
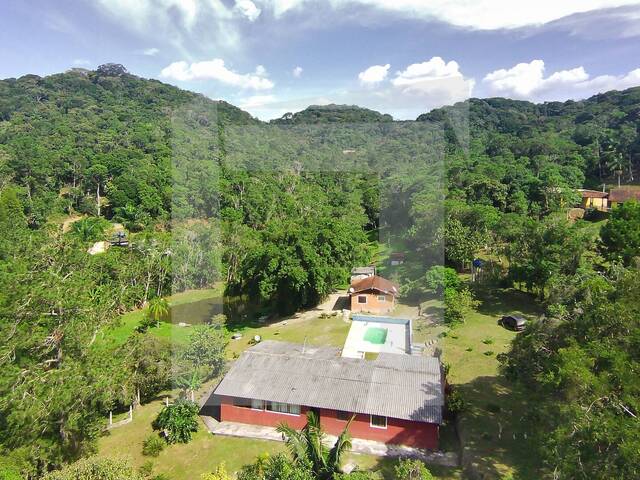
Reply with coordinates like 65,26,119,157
349,275,398,314
608,187,640,208
212,341,444,450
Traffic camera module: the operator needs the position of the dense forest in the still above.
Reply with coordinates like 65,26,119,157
0,65,639,479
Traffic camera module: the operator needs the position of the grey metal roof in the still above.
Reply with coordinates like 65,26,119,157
214,340,444,424
351,266,376,275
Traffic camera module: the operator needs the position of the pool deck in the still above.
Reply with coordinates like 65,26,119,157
342,315,411,358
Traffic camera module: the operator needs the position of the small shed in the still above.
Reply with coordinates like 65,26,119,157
389,252,405,266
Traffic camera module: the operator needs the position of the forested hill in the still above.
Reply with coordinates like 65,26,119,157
270,103,394,124
419,89,640,187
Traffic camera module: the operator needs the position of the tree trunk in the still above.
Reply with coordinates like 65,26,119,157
96,182,101,217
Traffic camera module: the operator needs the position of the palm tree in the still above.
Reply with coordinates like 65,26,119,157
605,148,625,187
277,411,354,480
147,297,169,328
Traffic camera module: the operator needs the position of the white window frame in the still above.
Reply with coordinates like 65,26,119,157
265,401,301,416
377,294,386,302
370,415,387,429
357,295,368,304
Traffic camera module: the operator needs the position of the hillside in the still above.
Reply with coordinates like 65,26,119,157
270,103,394,124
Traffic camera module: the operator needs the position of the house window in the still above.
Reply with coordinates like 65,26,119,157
377,295,386,302
266,402,300,415
233,397,252,408
370,415,387,429
336,410,350,421
251,399,265,410
357,295,367,304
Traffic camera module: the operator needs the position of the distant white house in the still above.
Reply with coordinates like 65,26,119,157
350,266,375,284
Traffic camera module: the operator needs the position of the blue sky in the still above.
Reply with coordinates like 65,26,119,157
2,0,640,120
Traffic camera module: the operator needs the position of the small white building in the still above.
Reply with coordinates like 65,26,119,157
350,266,376,284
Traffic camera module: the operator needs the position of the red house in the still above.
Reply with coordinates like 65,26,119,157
212,341,444,450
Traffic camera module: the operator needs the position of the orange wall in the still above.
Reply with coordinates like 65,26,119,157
218,397,439,450
350,290,395,314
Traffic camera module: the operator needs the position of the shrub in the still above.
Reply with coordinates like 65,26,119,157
152,398,199,444
394,458,434,480
465,347,473,352
139,461,154,476
482,338,494,345
446,387,465,416
142,434,166,457
484,351,494,356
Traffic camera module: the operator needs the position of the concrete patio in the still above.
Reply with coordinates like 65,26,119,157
202,418,459,467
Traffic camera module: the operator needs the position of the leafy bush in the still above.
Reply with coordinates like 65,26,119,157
70,216,111,242
42,457,143,480
394,459,434,480
444,287,479,325
484,351,494,356
152,399,199,444
424,266,460,295
446,387,465,416
142,434,166,457
482,338,494,344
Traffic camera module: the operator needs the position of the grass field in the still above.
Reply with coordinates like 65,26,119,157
442,286,543,479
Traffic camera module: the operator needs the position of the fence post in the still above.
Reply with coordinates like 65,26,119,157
109,411,112,426
129,404,133,421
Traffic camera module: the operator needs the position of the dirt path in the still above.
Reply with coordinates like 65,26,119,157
272,291,350,326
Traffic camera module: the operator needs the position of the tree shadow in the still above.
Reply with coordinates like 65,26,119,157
473,287,542,319
453,375,541,479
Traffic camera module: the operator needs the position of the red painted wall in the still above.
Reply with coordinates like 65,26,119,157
218,396,438,450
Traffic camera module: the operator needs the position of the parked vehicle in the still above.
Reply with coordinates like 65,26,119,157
499,315,527,331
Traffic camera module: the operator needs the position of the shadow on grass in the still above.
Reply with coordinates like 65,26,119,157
455,375,541,480
473,287,542,319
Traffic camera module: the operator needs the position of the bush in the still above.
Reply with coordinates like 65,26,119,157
394,459,434,480
446,387,465,417
152,399,199,444
482,338,494,344
484,350,494,356
139,461,154,476
142,434,166,457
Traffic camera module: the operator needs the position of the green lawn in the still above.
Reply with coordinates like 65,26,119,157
442,286,543,479
226,314,350,358
94,286,224,350
98,396,286,478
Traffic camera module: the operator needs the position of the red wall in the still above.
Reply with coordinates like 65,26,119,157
218,396,438,450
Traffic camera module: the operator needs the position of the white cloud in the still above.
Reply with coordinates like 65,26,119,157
358,64,390,85
235,0,262,21
483,59,640,100
239,94,278,109
262,0,640,30
293,66,303,78
392,57,464,89
142,47,160,56
93,0,239,54
160,59,274,90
